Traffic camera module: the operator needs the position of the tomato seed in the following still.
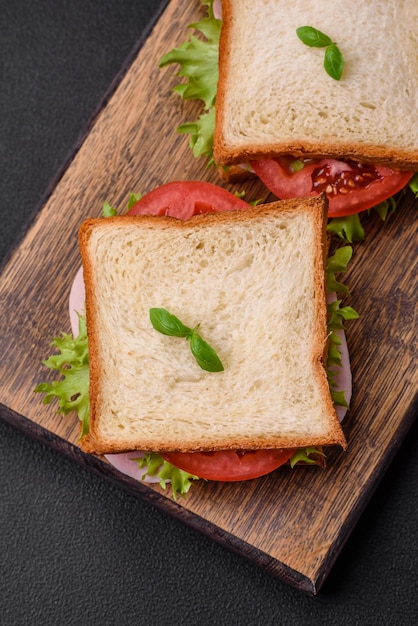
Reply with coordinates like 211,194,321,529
312,160,383,197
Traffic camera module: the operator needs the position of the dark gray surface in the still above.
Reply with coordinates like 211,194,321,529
1,1,417,623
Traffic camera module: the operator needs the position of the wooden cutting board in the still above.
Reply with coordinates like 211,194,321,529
0,0,416,595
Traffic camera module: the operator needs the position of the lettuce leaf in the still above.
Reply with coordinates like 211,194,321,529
408,172,418,196
133,453,198,500
326,246,359,408
289,447,326,469
159,1,219,163
177,109,216,161
34,314,90,439
292,246,359,468
326,213,365,243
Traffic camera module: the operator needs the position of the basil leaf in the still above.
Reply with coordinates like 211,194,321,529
150,308,224,373
149,308,191,338
189,330,224,372
296,26,333,48
296,26,345,81
324,43,344,80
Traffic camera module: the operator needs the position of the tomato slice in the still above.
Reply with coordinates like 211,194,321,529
128,180,249,219
161,449,295,482
250,157,413,218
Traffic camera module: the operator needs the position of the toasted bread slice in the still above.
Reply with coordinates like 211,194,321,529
214,0,418,170
79,196,346,454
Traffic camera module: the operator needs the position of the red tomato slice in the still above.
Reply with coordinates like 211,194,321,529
128,180,249,219
250,157,413,218
161,449,295,482
129,180,295,481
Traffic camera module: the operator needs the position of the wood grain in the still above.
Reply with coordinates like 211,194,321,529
0,0,417,595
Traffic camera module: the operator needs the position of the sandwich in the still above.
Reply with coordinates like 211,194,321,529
36,181,357,498
160,0,418,235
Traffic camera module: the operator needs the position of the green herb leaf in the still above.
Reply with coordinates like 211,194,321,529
189,329,224,372
324,43,345,80
296,26,333,48
149,308,192,338
150,308,224,372
296,26,344,81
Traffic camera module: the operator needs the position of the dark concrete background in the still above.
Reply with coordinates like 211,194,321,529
1,2,417,623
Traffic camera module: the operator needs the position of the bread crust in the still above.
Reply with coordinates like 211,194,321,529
78,197,347,455
214,0,418,171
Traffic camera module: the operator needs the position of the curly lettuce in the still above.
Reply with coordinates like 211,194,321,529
133,453,198,499
288,245,359,468
326,246,359,407
34,314,90,439
159,0,219,164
